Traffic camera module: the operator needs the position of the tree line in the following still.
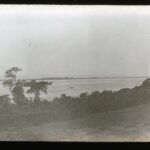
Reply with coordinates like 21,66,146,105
0,67,150,130
1,67,51,106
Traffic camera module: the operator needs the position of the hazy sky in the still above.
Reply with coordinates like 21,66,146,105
0,5,150,78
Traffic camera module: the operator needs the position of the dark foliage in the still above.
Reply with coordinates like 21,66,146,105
0,67,150,130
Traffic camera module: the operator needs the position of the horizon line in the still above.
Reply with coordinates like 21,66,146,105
0,76,149,81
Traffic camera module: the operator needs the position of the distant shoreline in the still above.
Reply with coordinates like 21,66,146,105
0,76,148,81
39,76,148,80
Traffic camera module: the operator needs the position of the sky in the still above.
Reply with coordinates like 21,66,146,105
0,5,150,79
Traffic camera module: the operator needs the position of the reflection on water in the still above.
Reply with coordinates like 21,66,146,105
0,78,146,101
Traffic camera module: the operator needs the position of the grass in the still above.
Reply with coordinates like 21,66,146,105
1,102,150,141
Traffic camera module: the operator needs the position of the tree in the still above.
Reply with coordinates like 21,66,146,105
3,67,22,90
61,94,67,99
26,80,50,104
79,92,88,99
4,67,22,80
142,78,150,88
11,80,28,105
90,91,100,98
2,67,27,105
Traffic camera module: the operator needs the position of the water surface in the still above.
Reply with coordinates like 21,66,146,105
0,78,146,101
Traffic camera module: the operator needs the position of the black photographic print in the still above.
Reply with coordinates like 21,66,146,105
0,5,149,142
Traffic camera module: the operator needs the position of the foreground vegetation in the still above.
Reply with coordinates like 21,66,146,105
0,67,150,130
